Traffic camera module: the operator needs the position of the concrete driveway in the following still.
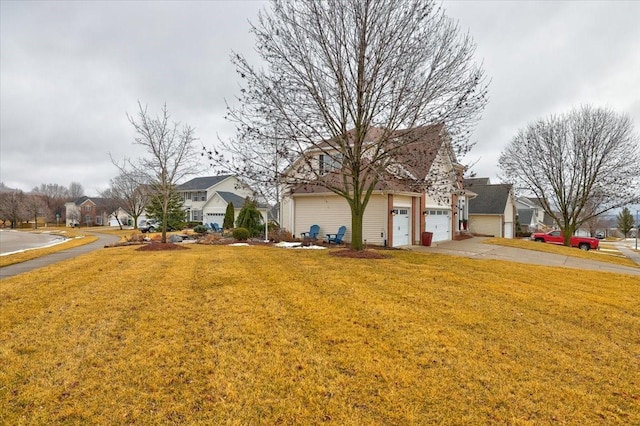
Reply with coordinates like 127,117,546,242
409,237,640,276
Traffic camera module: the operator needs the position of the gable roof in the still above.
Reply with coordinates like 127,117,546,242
216,191,247,208
517,209,534,224
177,175,233,191
463,177,491,187
291,124,450,194
217,191,269,209
467,184,513,215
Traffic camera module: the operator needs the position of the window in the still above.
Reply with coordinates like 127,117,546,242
192,210,203,221
187,192,192,200
85,205,91,212
319,153,342,174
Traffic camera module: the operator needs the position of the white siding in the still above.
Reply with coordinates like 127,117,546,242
292,194,389,245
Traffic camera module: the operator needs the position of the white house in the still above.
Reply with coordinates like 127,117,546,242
279,125,473,247
176,175,267,226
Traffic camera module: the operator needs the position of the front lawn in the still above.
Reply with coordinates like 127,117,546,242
1,245,638,424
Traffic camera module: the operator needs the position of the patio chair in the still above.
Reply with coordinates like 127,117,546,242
300,224,320,240
211,223,223,233
326,226,347,244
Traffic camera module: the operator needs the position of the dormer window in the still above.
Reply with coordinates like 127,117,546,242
319,153,342,174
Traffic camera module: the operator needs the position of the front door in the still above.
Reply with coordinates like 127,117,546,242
392,208,410,246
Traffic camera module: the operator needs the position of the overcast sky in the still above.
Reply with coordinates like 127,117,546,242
1,0,639,197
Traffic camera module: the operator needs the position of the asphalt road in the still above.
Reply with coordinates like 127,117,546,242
0,229,67,255
0,231,120,279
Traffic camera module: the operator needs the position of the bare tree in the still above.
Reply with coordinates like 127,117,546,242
68,182,84,199
31,183,70,223
0,190,28,228
99,188,125,229
499,106,640,246
107,169,150,230
207,0,488,250
24,193,49,229
124,102,199,243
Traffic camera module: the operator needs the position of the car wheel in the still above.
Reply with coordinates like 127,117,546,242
149,227,155,233
578,243,590,251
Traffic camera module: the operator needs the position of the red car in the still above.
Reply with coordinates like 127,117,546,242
531,230,599,251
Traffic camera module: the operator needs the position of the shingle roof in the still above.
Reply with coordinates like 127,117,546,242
463,177,491,187
177,175,232,191
291,124,447,194
217,192,268,209
467,184,512,215
517,209,533,224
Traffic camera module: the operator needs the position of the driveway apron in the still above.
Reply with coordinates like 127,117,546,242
409,237,640,276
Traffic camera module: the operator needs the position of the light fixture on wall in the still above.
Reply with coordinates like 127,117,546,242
390,209,397,216
422,209,428,215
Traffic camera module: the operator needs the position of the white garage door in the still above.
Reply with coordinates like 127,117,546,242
425,209,451,242
392,208,410,247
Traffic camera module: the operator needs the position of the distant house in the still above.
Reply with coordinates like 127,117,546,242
463,179,516,238
515,196,555,233
64,197,115,227
280,124,473,246
176,175,267,226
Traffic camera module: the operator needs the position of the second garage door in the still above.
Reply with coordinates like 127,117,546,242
425,209,451,242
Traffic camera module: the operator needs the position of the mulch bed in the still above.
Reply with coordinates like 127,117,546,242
136,242,189,251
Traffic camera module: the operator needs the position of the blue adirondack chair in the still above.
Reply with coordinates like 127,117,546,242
301,224,320,240
326,226,347,244
211,223,223,233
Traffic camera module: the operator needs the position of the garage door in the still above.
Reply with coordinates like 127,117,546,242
503,222,514,238
425,209,450,242
392,208,410,247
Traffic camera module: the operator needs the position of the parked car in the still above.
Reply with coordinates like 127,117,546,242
531,230,599,251
595,231,605,239
140,219,160,233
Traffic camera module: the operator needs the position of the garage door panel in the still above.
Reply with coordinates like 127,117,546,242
425,209,451,242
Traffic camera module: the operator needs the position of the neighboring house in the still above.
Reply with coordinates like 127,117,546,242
463,179,516,238
177,175,267,226
280,124,473,247
65,197,108,227
515,196,555,233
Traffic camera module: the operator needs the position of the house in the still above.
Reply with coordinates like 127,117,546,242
515,196,556,233
64,197,113,227
176,175,267,226
280,124,473,247
463,179,516,238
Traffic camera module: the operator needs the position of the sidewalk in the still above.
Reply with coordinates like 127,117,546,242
615,242,640,266
408,237,640,276
0,233,120,280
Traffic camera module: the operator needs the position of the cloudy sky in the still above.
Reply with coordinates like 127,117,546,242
1,0,639,196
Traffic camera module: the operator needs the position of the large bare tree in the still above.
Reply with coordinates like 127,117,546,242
124,102,199,243
499,105,640,246
207,0,488,250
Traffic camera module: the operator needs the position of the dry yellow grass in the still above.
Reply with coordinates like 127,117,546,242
0,229,98,268
484,237,639,268
1,245,638,424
